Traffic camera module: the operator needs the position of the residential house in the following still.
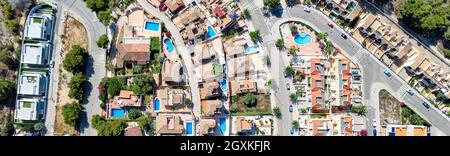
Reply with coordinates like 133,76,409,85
18,73,47,96
14,99,44,121
199,118,216,135
156,114,185,135
21,43,50,66
384,124,430,136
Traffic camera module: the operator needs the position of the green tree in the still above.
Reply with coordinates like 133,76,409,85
1,1,13,20
324,40,335,55
290,93,298,103
284,66,295,77
100,102,106,110
264,0,281,9
131,74,154,95
304,0,312,5
33,123,44,132
96,34,109,48
63,45,86,73
184,98,193,108
292,120,299,129
150,37,161,52
273,107,282,118
243,93,257,106
128,109,142,120
230,104,239,113
444,49,450,59
62,102,83,127
232,96,240,103
5,20,18,32
0,80,14,101
401,107,412,118
91,115,127,136
137,114,154,134
68,73,87,101
410,114,425,125
106,77,127,98
290,25,298,34
444,28,450,40
289,46,299,56
249,30,261,43
98,9,112,25
351,105,366,115
243,9,251,19
317,32,328,41
276,39,284,48
397,0,449,31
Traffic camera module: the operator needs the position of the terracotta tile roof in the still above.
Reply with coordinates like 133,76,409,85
230,80,257,96
201,99,223,117
156,115,184,135
110,90,141,107
116,43,150,68
200,118,216,135
125,126,143,136
235,117,254,133
214,7,225,17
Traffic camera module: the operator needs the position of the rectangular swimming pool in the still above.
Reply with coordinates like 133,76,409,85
219,117,226,134
186,122,193,135
111,108,125,118
145,21,160,31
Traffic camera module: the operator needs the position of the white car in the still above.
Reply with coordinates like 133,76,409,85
304,6,311,12
373,120,377,127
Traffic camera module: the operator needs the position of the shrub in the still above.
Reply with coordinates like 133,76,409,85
128,109,142,120
243,93,257,106
62,102,83,127
96,34,109,48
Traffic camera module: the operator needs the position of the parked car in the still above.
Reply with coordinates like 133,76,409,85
286,82,290,90
341,33,347,39
400,102,406,107
422,102,430,109
384,69,392,77
373,120,377,128
289,105,293,112
50,61,55,68
290,127,296,135
328,22,334,28
406,88,414,96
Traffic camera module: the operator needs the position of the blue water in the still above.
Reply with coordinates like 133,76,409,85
111,108,125,118
164,38,174,53
205,26,217,39
349,2,357,10
154,97,160,111
186,122,193,135
294,32,312,45
245,45,258,54
145,21,160,31
219,117,226,134
219,79,227,91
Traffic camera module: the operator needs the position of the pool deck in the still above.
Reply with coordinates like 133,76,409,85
282,23,322,56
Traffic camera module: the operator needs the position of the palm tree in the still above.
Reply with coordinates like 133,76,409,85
292,121,300,129
288,46,299,56
294,70,304,82
317,32,328,41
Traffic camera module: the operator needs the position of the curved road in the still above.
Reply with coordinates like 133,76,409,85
240,1,450,135
45,0,106,136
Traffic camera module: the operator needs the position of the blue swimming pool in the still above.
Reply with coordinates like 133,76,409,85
294,32,312,45
164,38,174,53
145,21,160,31
111,108,125,118
205,26,217,39
154,97,160,111
219,78,227,91
219,117,226,134
245,45,259,54
186,122,193,135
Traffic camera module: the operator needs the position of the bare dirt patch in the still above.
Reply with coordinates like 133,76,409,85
231,94,272,116
379,89,401,125
53,14,88,136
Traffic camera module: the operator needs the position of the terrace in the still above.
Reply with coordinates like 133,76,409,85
14,99,43,121
21,43,49,66
18,73,47,96
25,16,47,40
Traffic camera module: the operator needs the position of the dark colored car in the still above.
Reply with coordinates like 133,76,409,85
341,33,347,39
289,105,293,112
422,102,430,109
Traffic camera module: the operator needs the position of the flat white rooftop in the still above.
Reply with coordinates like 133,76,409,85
22,44,46,65
18,73,45,95
15,99,41,121
25,16,46,39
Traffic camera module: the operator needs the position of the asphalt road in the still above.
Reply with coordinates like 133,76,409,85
45,0,106,136
240,1,450,135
